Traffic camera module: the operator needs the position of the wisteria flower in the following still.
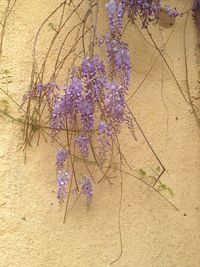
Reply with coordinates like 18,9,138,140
56,148,68,170
79,96,94,131
67,77,82,118
106,81,125,129
106,0,117,34
80,176,93,207
51,91,67,133
57,170,71,204
98,121,112,164
75,134,89,158
105,34,131,87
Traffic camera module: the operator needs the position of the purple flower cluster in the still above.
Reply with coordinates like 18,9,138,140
67,78,82,113
193,0,200,31
57,170,71,204
81,56,106,103
22,80,60,111
56,148,68,169
51,77,83,133
193,0,200,12
164,5,179,17
127,0,162,28
106,0,126,36
105,34,131,88
106,81,125,128
98,121,112,164
106,0,180,30
51,56,107,136
80,176,93,207
51,92,67,133
79,96,94,131
98,121,113,136
75,134,89,158
55,148,70,204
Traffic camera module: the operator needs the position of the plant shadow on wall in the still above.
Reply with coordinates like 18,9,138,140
0,1,19,128
0,0,16,59
1,0,200,265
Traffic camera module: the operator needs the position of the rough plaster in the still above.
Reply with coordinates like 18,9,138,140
0,0,200,266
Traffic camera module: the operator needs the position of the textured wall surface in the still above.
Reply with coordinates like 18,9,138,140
0,0,200,266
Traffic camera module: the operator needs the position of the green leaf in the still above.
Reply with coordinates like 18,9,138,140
48,22,57,32
149,175,156,182
167,188,174,196
158,182,174,197
3,69,10,74
139,169,146,178
0,99,8,104
156,166,161,173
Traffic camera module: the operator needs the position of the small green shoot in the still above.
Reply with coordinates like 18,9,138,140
138,167,174,196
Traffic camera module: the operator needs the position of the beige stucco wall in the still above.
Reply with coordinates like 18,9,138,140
0,0,200,266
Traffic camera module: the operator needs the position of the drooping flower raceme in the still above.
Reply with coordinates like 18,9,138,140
105,0,180,30
79,95,94,132
75,134,90,158
57,170,71,204
105,34,131,88
56,148,68,170
80,176,93,207
106,0,117,34
125,0,179,28
22,80,60,111
51,91,67,134
193,0,200,31
98,121,112,164
66,77,82,123
106,81,125,129
106,0,126,36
